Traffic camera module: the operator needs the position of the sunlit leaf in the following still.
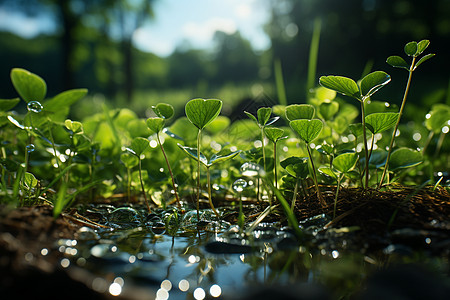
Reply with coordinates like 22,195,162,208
333,152,358,174
146,117,165,133
386,56,409,70
318,166,338,180
129,137,149,156
365,112,399,134
360,71,391,99
416,39,430,55
64,119,83,134
264,127,285,143
152,103,174,119
257,107,272,126
10,68,47,103
285,104,315,121
319,101,339,120
177,144,208,166
209,150,241,166
424,104,450,133
185,98,222,130
0,98,20,111
389,148,422,171
280,156,309,179
413,53,435,70
120,153,139,168
404,41,418,56
319,75,360,99
290,119,323,143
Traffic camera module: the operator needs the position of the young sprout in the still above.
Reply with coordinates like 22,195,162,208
280,157,309,210
264,127,287,189
320,71,391,188
185,98,222,220
147,103,181,208
378,40,435,189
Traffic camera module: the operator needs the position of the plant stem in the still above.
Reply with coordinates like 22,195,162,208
261,127,266,171
360,101,369,188
378,56,416,189
306,144,325,206
273,142,278,189
138,158,151,213
196,129,202,221
157,132,181,208
206,166,220,218
290,178,299,211
333,174,342,219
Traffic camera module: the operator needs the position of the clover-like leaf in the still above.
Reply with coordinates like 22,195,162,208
280,156,309,179
285,104,315,121
64,119,84,134
152,103,174,119
128,137,149,156
318,166,338,180
404,41,418,56
264,127,285,143
120,153,139,168
177,144,208,166
360,71,391,100
319,101,339,120
185,98,222,130
365,112,399,134
0,98,20,111
413,53,435,71
389,148,422,171
10,68,47,103
319,75,360,100
146,117,165,134
416,40,430,56
44,89,88,123
386,56,409,70
333,152,358,174
290,119,323,143
424,104,450,133
257,107,272,126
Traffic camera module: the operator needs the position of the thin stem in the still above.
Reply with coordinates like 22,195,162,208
434,131,446,157
290,177,299,211
138,158,151,213
306,144,325,206
273,142,278,189
196,129,202,221
206,167,220,218
378,56,416,189
157,132,181,208
360,100,369,188
261,127,266,171
333,174,342,219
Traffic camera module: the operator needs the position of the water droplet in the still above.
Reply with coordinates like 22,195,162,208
240,162,261,177
232,179,247,193
26,144,35,153
27,101,43,113
178,279,190,292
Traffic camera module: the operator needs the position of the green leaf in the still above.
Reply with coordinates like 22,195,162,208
404,41,418,56
318,166,338,180
290,119,323,143
389,148,422,171
244,111,258,123
264,127,285,143
129,137,149,156
152,103,174,119
369,149,387,168
413,53,435,70
416,40,430,56
209,150,241,166
319,101,339,120
64,119,84,134
332,115,350,134
23,172,38,188
10,68,47,103
257,107,272,126
146,117,165,133
205,116,230,134
360,71,391,99
319,75,360,100
177,144,208,166
185,98,222,130
425,104,450,133
365,112,399,134
285,104,315,121
333,152,358,174
0,98,20,111
120,153,139,168
349,123,364,137
280,156,309,179
386,56,409,70
44,89,88,122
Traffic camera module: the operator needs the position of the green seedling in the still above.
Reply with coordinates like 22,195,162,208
289,119,326,207
378,40,435,189
320,71,391,188
178,144,240,218
126,137,151,213
245,107,279,172
147,103,181,208
423,104,450,156
264,127,287,189
120,152,139,202
232,179,247,233
280,156,309,210
185,98,223,220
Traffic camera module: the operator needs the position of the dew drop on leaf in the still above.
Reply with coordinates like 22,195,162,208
26,144,35,153
232,179,247,193
27,101,43,113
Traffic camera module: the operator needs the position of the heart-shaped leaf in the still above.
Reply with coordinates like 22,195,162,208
257,107,272,126
10,68,47,103
280,156,309,179
404,41,418,56
264,127,285,143
290,119,323,143
285,104,315,121
369,149,388,168
389,148,422,171
152,103,174,119
349,123,364,137
129,137,149,156
64,119,84,134
146,117,165,133
319,75,360,100
416,40,430,56
177,144,208,166
386,56,409,70
44,89,88,122
333,152,358,174
413,53,435,71
0,98,20,111
319,101,339,120
185,98,222,130
360,71,391,99
318,166,338,180
365,112,399,134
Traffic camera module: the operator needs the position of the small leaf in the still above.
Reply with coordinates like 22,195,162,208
257,107,272,126
23,172,38,188
64,119,84,134
0,98,20,111
319,75,360,100
10,68,47,102
244,111,258,123
404,41,418,56
333,152,358,174
285,104,315,121
416,40,430,56
129,137,149,156
146,117,165,133
365,112,399,134
425,104,450,133
369,149,387,168
209,150,241,166
44,89,88,122
120,153,139,168
185,98,222,130
413,53,435,70
319,101,339,120
290,119,323,143
177,144,208,166
360,71,391,99
389,148,422,171
386,56,409,70
152,103,174,119
280,156,309,179
206,116,230,134
349,123,364,137
318,166,338,180
264,127,285,143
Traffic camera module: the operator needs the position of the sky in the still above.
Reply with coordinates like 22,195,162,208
0,0,272,57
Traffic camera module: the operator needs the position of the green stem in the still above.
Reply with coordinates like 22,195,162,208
261,127,266,172
333,174,342,219
207,166,220,218
378,56,416,189
196,129,202,221
360,100,369,188
138,158,151,213
157,132,181,208
273,141,278,189
306,144,325,206
290,177,299,211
